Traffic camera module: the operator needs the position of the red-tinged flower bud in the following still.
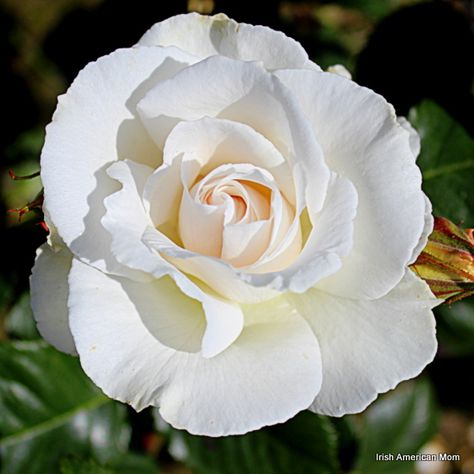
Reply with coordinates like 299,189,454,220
411,217,474,304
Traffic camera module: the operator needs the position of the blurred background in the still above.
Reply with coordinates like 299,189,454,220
0,1,473,473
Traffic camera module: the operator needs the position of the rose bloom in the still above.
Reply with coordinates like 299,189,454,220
31,13,438,436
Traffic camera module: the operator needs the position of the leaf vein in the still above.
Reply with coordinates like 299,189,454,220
0,395,109,448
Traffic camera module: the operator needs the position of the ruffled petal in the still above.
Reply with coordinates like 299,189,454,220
41,46,196,276
288,270,438,416
68,258,322,436
409,194,434,264
161,116,295,204
241,173,357,292
142,174,355,301
102,159,158,277
221,220,272,267
102,160,243,357
30,243,76,355
143,226,280,304
398,116,421,158
137,56,329,216
137,12,318,72
179,181,226,258
275,69,426,299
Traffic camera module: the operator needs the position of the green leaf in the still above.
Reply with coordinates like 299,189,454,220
112,453,159,474
330,417,359,472
409,100,474,226
59,454,159,474
164,411,338,474
354,379,439,474
333,0,401,20
4,292,40,340
60,457,113,474
0,341,131,474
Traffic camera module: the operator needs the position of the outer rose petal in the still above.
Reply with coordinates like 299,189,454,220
41,46,196,276
288,271,438,416
397,117,434,263
326,64,352,79
275,69,427,299
409,194,434,264
398,116,421,158
68,259,322,436
30,243,76,355
137,12,319,72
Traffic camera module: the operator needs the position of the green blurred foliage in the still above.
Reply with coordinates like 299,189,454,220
4,292,40,340
409,100,474,227
162,411,338,474
354,379,439,474
60,457,114,474
0,342,131,474
436,299,474,357
59,454,159,474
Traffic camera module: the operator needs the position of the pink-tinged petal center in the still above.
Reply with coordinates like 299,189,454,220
178,162,298,269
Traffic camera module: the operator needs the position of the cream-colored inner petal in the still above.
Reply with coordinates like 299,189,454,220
178,163,300,269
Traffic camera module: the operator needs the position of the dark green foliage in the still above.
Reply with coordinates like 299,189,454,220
355,379,439,474
0,342,130,474
410,100,474,227
167,411,339,474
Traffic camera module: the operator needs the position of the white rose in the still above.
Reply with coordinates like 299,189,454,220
30,12,438,436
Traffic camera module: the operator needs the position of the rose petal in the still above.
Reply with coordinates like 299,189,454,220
119,275,206,353
161,116,295,204
41,46,196,276
103,160,243,357
396,116,433,264
276,69,426,299
68,258,322,436
247,188,301,273
179,182,225,258
137,12,318,72
221,220,272,267
142,157,188,245
288,270,438,416
326,64,352,79
143,226,280,303
143,173,355,300
30,243,76,355
409,194,434,264
398,116,421,158
242,173,357,292
137,56,329,215
103,159,157,278
178,162,283,266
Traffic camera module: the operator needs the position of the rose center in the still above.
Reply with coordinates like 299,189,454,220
178,163,277,267
194,178,271,225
